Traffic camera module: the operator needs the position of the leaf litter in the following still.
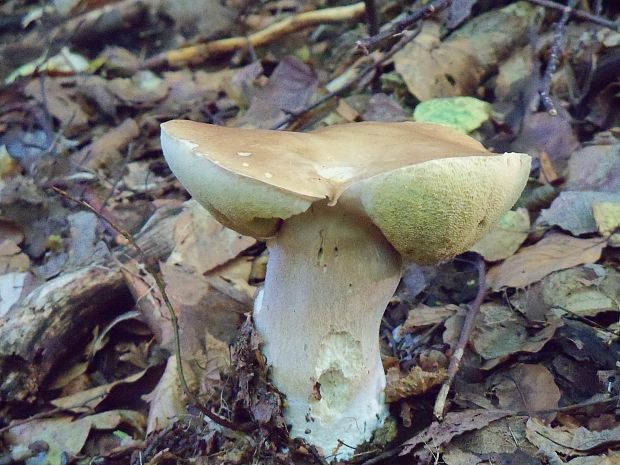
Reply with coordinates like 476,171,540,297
1,1,620,464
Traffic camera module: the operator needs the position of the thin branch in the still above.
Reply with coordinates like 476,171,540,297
539,1,577,115
143,3,365,69
51,187,254,433
363,0,379,37
356,0,451,53
433,256,486,420
527,0,619,31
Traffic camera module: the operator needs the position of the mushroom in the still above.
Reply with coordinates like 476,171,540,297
161,120,531,459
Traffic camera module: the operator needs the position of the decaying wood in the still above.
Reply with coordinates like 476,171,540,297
143,2,366,68
0,265,131,403
0,203,251,407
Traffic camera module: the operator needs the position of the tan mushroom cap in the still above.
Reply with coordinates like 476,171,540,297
161,120,531,264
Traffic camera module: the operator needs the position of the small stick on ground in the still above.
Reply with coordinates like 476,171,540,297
433,256,486,420
527,0,619,31
51,187,254,433
356,0,451,54
143,2,365,69
538,1,577,115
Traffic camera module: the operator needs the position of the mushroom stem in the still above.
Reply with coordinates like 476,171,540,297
253,202,401,459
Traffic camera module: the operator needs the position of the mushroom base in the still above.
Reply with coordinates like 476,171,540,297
253,203,401,460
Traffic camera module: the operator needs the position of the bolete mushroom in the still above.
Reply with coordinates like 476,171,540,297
161,120,530,459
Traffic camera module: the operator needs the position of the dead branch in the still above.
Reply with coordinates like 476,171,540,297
355,0,451,53
433,256,486,420
143,2,366,69
539,0,577,115
527,0,620,31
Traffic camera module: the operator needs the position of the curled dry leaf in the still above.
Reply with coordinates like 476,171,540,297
51,369,149,411
385,365,447,402
486,233,606,291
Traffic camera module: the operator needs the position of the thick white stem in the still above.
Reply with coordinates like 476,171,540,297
253,203,401,460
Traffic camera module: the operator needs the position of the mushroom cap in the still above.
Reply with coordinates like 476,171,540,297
161,120,530,264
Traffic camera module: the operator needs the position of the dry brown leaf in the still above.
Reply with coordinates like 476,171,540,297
486,233,606,290
51,369,148,411
526,418,620,455
144,356,188,434
168,200,256,275
75,118,139,170
24,77,89,135
493,364,560,418
394,3,537,101
385,365,446,402
400,409,511,457
401,304,459,334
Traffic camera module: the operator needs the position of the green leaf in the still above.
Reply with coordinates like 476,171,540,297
413,96,491,133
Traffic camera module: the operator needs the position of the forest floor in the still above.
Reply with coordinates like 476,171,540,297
1,0,620,464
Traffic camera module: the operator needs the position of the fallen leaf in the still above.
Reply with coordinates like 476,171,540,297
511,112,579,175
593,201,620,245
526,418,620,455
237,56,318,129
537,266,620,317
394,3,538,101
361,93,407,122
107,71,169,105
385,365,447,402
400,304,459,334
144,356,187,434
470,303,562,369
567,451,620,465
24,77,89,135
413,96,491,133
538,192,620,235
4,410,144,465
486,233,606,290
168,200,256,275
565,144,620,193
470,208,530,261
400,409,511,457
492,364,560,417
74,118,139,170
51,369,148,411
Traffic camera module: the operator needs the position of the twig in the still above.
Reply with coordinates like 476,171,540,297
356,0,451,53
538,1,577,115
527,0,619,31
51,187,254,433
433,256,486,420
363,0,379,37
143,3,366,69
